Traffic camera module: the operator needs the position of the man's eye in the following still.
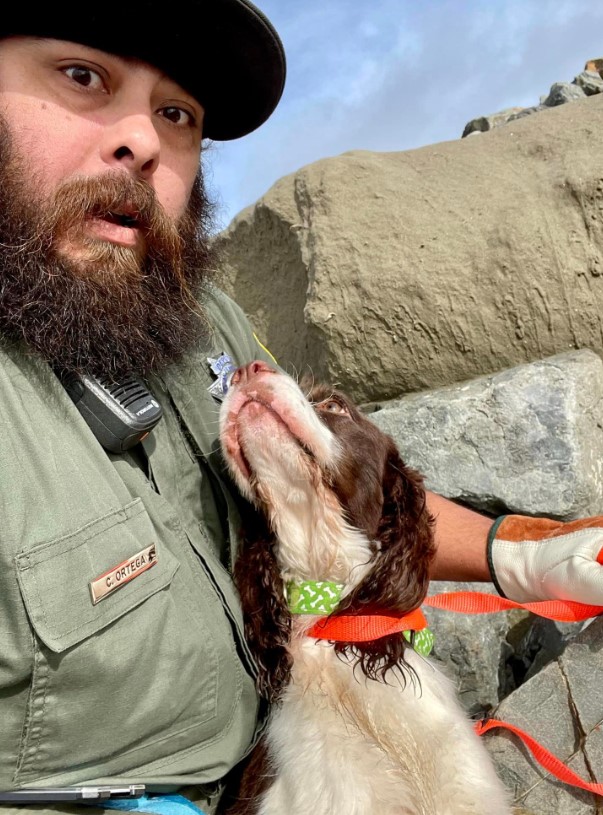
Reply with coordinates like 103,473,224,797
160,106,194,127
63,65,105,91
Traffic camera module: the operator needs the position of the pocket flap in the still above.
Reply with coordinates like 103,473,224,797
16,498,179,653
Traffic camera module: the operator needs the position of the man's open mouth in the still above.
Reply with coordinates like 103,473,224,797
103,210,141,229
76,208,148,251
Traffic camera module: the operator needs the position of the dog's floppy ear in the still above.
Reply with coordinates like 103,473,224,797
335,442,435,681
357,441,435,614
234,503,292,703
341,440,435,616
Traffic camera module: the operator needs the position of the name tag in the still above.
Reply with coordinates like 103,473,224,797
90,544,157,605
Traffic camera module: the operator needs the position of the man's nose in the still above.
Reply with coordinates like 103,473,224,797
100,113,161,180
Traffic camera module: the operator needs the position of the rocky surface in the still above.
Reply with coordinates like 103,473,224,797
463,57,603,136
462,106,525,137
376,351,603,812
485,617,603,814
573,72,603,97
368,350,603,519
423,577,596,814
216,94,603,404
378,352,603,811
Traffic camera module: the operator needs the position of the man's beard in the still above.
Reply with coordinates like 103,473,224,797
0,123,217,380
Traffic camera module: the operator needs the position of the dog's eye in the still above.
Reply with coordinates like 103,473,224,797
317,399,348,415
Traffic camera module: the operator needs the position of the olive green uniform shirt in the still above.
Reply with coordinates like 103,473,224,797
0,288,272,814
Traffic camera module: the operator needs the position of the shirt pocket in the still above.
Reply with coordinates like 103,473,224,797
13,498,221,784
16,499,177,651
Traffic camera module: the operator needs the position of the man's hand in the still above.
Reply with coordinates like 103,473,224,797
427,492,603,607
488,516,603,605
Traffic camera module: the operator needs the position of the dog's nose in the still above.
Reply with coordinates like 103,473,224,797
230,360,275,387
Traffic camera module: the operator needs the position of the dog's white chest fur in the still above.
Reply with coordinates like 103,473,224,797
259,638,510,815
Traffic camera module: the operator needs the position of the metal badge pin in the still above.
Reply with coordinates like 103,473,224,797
207,352,237,401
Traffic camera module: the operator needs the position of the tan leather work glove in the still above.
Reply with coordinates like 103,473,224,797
488,516,603,604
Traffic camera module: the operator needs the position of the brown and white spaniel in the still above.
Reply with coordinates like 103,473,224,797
219,361,510,815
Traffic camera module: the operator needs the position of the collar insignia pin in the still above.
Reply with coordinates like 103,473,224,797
207,352,236,401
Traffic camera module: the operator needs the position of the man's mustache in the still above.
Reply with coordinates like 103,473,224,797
48,172,181,252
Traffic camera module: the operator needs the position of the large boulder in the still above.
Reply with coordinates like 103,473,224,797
542,81,587,106
574,71,603,96
215,95,603,404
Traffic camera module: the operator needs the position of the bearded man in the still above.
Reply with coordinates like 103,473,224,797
0,3,602,815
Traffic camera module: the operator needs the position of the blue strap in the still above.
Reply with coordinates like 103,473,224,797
86,794,206,815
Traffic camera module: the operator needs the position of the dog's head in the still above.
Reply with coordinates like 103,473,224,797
220,362,435,699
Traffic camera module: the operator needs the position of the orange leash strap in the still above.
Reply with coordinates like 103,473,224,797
423,591,603,623
430,591,603,795
307,608,428,641
306,593,603,640
307,591,603,795
474,718,603,796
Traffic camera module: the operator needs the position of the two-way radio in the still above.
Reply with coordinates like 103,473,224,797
58,372,163,453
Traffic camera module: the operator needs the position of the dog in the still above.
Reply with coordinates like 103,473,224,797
219,360,511,815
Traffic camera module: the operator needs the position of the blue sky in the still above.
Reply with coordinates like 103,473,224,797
204,1,603,230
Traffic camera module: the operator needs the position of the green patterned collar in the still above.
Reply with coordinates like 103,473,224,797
286,580,344,615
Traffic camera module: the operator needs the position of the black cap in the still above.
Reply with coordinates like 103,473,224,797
0,0,286,141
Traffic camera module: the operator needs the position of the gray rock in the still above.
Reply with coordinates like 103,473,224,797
424,580,589,720
507,104,547,122
543,81,587,106
440,72,597,136
424,582,599,811
516,616,578,683
368,350,603,519
485,618,603,813
574,71,603,96
462,107,525,138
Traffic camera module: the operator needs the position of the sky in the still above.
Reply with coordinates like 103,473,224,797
204,1,603,231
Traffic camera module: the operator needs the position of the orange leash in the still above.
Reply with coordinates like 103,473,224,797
474,718,603,796
307,592,602,641
307,591,603,796
307,607,428,641
431,591,603,797
423,591,603,622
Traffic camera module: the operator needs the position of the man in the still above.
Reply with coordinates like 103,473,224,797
0,3,601,814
